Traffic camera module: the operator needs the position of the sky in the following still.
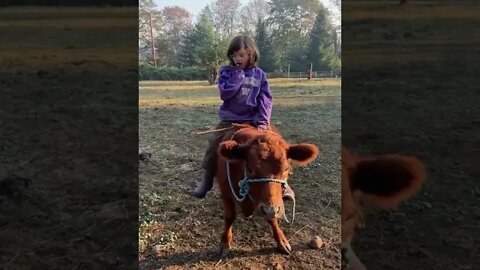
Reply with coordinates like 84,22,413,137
154,0,340,26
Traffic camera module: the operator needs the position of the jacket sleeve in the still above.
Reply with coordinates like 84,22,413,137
253,71,273,129
218,67,244,101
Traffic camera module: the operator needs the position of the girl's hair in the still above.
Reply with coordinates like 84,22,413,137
227,35,260,67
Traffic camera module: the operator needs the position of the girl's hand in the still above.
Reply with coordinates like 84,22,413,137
231,63,243,70
257,126,267,132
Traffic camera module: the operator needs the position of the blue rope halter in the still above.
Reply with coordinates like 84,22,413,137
226,161,296,223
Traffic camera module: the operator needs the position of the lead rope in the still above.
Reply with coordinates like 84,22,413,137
282,196,296,223
226,161,248,202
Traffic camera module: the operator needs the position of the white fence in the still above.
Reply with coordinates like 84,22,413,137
266,70,341,79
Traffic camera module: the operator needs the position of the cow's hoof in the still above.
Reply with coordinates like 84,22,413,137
218,245,230,257
277,241,292,255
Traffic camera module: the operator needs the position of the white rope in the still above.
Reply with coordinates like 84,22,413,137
225,161,296,223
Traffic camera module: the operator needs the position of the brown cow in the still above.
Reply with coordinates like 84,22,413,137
341,145,426,270
215,124,319,256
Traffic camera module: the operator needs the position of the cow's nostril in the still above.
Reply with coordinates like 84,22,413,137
260,206,281,217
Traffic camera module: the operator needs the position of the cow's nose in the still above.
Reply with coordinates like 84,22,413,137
260,205,280,218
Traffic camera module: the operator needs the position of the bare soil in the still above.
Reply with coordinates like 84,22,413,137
139,79,342,269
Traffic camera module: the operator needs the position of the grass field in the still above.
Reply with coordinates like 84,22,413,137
139,78,342,269
343,1,480,269
0,7,137,69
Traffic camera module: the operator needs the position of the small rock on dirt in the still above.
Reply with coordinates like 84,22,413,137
272,262,283,270
308,236,324,249
152,245,163,256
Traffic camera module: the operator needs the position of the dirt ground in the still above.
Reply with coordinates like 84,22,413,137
0,8,139,269
343,1,480,269
139,78,342,269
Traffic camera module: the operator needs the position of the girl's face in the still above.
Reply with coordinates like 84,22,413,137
231,47,250,69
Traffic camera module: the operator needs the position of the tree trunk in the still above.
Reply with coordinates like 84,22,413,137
207,66,219,85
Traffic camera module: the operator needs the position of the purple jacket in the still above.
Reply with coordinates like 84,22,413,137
217,65,272,129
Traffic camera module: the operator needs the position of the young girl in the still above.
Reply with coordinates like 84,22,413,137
193,35,294,200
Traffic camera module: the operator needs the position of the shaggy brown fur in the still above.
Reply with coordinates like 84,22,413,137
215,124,319,256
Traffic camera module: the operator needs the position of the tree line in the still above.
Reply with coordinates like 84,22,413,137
139,0,341,82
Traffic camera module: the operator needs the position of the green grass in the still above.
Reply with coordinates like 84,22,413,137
139,78,340,107
343,1,480,66
0,7,138,69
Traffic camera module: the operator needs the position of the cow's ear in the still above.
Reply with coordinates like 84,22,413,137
218,140,247,161
352,155,426,208
287,143,319,166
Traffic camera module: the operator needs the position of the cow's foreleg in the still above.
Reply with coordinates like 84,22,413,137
267,218,291,255
219,196,236,257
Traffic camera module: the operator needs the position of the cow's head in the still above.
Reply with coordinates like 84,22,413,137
219,132,319,220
